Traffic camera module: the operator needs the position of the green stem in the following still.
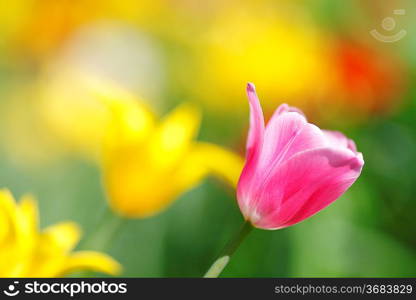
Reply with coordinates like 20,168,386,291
204,221,253,278
73,207,126,278
78,206,126,254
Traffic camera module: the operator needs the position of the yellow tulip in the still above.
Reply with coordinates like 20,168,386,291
0,189,121,277
32,72,243,218
91,80,244,218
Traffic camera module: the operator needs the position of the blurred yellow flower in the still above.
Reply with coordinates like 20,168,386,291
7,69,243,217
37,68,152,160
184,2,334,113
0,189,121,277
93,81,244,218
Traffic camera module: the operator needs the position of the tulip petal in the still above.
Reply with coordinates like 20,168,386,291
237,83,265,216
245,83,265,162
149,103,201,167
252,147,364,229
323,130,357,153
0,190,17,238
274,103,306,117
59,251,122,277
0,189,17,216
85,76,155,133
168,142,244,208
258,109,327,171
18,195,38,233
183,142,244,188
41,222,81,253
102,95,155,151
15,195,38,255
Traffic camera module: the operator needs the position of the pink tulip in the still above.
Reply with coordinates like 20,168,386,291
237,83,364,230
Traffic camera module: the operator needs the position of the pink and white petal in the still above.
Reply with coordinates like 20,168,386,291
257,112,327,171
237,83,265,217
274,103,306,118
240,109,328,218
252,147,364,229
323,130,357,153
245,83,265,161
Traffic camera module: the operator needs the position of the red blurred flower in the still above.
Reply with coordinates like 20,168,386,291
333,40,405,115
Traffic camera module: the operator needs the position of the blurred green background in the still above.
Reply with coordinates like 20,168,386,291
0,0,415,277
